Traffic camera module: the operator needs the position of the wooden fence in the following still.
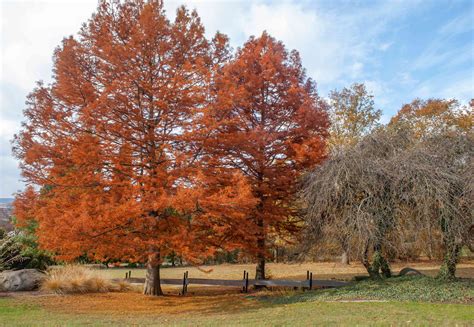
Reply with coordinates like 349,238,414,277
120,270,349,295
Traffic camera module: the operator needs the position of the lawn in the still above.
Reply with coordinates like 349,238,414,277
1,261,473,326
1,294,473,326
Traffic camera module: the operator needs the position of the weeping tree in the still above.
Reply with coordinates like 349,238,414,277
390,132,473,279
465,158,474,253
301,128,412,278
301,127,473,279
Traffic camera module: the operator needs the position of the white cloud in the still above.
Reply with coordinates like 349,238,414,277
379,42,393,51
413,43,473,71
0,155,23,197
438,76,474,102
1,0,97,90
1,0,97,197
413,73,473,104
168,0,418,88
0,118,19,140
438,11,474,36
397,72,417,86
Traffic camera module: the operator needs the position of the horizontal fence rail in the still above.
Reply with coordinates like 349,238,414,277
117,270,349,295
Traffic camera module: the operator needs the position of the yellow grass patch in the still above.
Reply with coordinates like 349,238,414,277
41,265,134,294
98,260,474,281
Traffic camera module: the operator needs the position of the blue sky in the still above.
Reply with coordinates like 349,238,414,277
1,0,473,197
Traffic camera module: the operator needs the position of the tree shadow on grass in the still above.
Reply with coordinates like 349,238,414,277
17,286,272,318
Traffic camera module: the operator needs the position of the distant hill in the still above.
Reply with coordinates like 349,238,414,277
0,198,13,205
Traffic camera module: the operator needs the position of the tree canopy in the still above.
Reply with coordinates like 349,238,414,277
13,0,257,295
200,32,328,279
301,126,473,279
328,83,381,149
12,0,328,294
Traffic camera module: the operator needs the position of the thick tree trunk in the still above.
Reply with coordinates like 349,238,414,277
143,251,163,296
362,243,379,279
362,243,391,279
438,243,460,280
255,236,266,280
373,250,391,278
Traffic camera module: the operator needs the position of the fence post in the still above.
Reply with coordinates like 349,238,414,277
129,270,132,279
242,270,246,293
125,272,128,279
309,272,313,290
181,272,187,295
185,271,189,293
306,270,309,280
245,272,249,293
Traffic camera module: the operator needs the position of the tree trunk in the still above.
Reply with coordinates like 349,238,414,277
143,251,163,296
255,236,266,280
371,244,391,278
438,243,460,280
361,242,375,277
340,237,350,265
341,251,349,265
362,242,391,279
426,224,433,260
375,250,391,278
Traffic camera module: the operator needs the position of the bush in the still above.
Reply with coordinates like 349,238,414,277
41,265,132,294
0,231,54,271
0,232,27,270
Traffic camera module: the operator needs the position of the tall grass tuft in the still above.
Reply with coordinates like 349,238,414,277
41,265,133,294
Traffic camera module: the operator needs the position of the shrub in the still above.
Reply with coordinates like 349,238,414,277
0,232,27,271
14,231,55,270
41,265,132,294
2,218,55,271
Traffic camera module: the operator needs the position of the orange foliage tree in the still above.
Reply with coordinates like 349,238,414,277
200,32,329,279
390,98,473,137
12,0,255,296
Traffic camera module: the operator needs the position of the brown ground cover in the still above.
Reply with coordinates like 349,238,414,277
10,288,260,318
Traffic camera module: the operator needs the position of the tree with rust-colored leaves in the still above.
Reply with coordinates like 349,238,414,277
13,0,255,296
200,32,329,279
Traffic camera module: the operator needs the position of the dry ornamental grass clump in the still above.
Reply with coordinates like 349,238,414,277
41,265,132,294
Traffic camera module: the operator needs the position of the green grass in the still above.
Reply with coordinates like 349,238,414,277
1,276,473,326
261,275,474,304
0,297,473,326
